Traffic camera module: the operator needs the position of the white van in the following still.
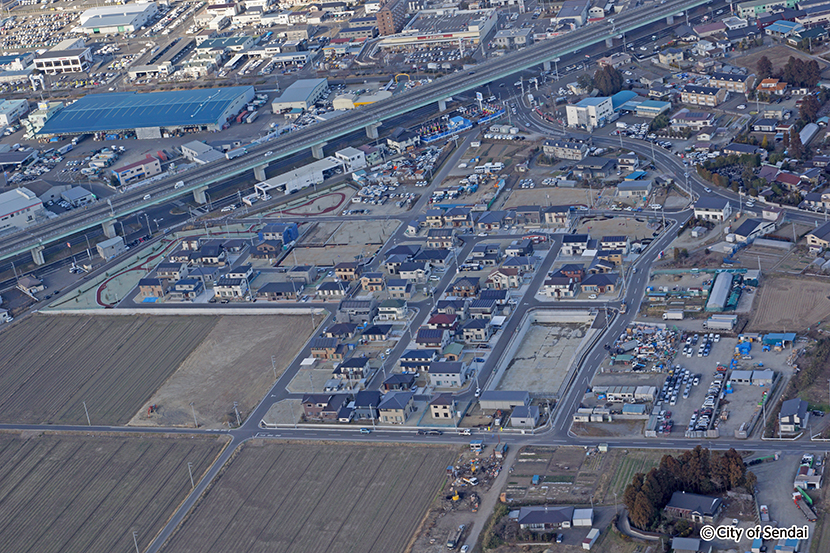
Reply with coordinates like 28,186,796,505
174,181,185,189
143,194,152,200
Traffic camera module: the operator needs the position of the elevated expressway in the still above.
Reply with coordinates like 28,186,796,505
0,0,709,264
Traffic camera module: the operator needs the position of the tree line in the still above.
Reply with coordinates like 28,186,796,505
623,446,756,530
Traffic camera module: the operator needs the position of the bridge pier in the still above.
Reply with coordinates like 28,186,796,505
102,220,117,239
193,185,208,204
605,37,613,48
254,163,268,181
365,122,381,139
311,142,327,160
31,245,44,266
543,60,551,71
438,98,449,111
666,14,674,24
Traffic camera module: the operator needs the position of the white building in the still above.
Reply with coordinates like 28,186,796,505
566,96,613,129
0,187,45,232
78,3,159,34
34,39,93,74
334,146,366,172
0,99,28,126
271,78,329,111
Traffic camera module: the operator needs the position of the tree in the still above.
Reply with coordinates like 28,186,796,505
761,134,769,151
801,95,820,123
789,130,804,159
745,471,758,495
757,56,773,80
650,113,670,131
577,73,593,91
629,492,655,530
593,65,624,96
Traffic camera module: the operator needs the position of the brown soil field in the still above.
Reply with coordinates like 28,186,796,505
0,315,216,425
0,433,226,553
577,214,660,241
749,276,830,332
161,442,457,553
130,315,316,428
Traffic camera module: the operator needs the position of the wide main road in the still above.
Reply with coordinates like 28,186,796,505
0,0,709,263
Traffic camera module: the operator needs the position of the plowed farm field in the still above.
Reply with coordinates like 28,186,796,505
0,315,216,425
0,433,226,553
161,442,456,553
748,276,830,331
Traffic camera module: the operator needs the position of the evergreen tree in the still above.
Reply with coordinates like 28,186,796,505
757,56,773,79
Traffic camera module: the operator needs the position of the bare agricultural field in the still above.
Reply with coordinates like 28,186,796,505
733,44,816,73
749,276,830,331
130,315,316,428
0,433,225,553
0,315,216,425
161,442,456,553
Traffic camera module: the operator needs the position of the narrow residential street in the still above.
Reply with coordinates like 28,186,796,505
465,444,520,551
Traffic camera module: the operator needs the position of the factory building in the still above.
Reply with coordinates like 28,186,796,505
78,3,159,35
270,78,328,111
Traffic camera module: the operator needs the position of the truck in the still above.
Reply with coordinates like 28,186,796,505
446,524,465,549
57,144,73,155
226,147,247,160
245,111,258,124
71,134,88,145
663,310,684,321
582,528,600,550
793,491,817,521
760,504,770,522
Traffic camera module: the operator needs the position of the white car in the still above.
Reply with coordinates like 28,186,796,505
736,104,746,110
588,293,598,299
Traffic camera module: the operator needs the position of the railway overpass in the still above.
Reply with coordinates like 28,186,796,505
0,0,709,264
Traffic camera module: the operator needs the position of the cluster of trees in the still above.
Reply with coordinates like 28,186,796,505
623,447,755,530
575,66,625,96
757,56,822,88
649,113,670,132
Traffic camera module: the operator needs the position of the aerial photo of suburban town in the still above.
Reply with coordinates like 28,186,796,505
8,0,830,551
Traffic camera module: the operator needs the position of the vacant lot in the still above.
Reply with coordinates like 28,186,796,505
0,315,216,425
288,220,399,266
161,442,456,553
0,433,225,553
130,315,316,428
577,214,660,241
749,276,830,331
503,187,599,209
498,323,589,394
733,44,816,74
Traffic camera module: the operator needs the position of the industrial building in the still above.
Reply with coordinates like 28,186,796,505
181,140,225,164
77,3,159,35
379,8,497,48
0,187,45,232
255,156,344,195
37,86,255,139
34,39,93,75
271,78,329,111
97,236,127,259
0,99,28,126
705,272,733,311
112,155,162,186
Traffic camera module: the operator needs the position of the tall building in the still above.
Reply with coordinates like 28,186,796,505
377,0,407,35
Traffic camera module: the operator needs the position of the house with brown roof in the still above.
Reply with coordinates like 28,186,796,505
486,267,521,289
334,261,361,281
451,276,480,298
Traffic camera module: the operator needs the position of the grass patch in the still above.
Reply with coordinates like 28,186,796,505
544,475,575,483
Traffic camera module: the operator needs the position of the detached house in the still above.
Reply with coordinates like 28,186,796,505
543,274,578,298
461,319,494,343
664,492,724,524
334,261,361,281
302,393,348,422
377,391,415,424
361,272,385,292
336,298,378,323
378,299,407,320
779,398,809,433
430,394,457,419
561,234,591,256
427,361,468,388
387,278,413,300
486,268,521,289
416,328,450,349
451,276,480,298
426,228,456,249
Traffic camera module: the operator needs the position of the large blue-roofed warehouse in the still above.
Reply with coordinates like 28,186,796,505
37,86,255,139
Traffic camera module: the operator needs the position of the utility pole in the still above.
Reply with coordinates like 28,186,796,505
190,402,198,428
83,401,91,426
233,401,241,427
271,355,277,380
187,462,194,488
